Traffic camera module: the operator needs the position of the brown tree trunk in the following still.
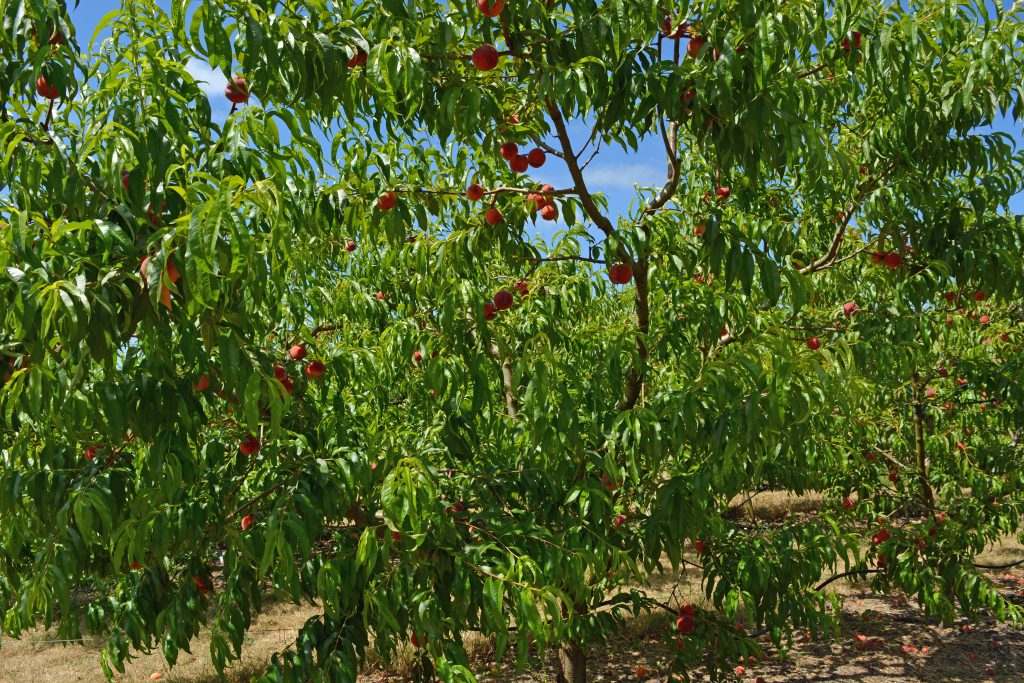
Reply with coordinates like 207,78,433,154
618,254,650,411
501,354,518,417
912,374,935,510
557,641,587,683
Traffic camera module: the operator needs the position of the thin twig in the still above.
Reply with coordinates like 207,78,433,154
42,99,54,131
521,254,605,265
530,133,566,160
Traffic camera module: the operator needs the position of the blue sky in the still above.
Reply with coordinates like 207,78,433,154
70,1,1023,235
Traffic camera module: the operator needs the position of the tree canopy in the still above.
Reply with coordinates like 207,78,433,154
1,0,1023,681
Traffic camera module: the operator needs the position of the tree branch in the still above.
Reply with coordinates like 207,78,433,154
578,137,602,171
310,323,344,336
797,63,829,79
521,254,605,265
575,123,600,160
502,355,519,418
42,99,54,131
529,134,565,160
644,118,681,213
617,260,650,412
545,99,616,236
490,344,518,418
225,475,291,521
394,185,576,198
912,373,935,510
618,115,680,410
799,207,855,275
815,568,882,591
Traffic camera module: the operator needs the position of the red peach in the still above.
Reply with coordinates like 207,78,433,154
510,154,529,173
224,76,249,103
239,436,261,456
347,48,367,68
471,44,499,71
476,0,504,16
484,207,503,225
36,75,60,99
608,263,632,284
676,614,695,634
377,191,397,211
687,36,707,58
493,290,514,310
500,142,518,160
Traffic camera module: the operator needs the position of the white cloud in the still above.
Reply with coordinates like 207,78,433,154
583,163,666,188
185,58,226,98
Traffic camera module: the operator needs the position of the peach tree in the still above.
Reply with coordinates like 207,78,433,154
1,0,1023,681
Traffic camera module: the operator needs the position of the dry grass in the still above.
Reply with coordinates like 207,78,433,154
726,489,826,521
4,490,1024,682
0,601,308,683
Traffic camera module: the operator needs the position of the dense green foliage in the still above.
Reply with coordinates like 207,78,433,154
1,0,1023,680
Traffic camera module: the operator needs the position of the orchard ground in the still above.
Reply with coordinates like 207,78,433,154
3,492,1024,683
